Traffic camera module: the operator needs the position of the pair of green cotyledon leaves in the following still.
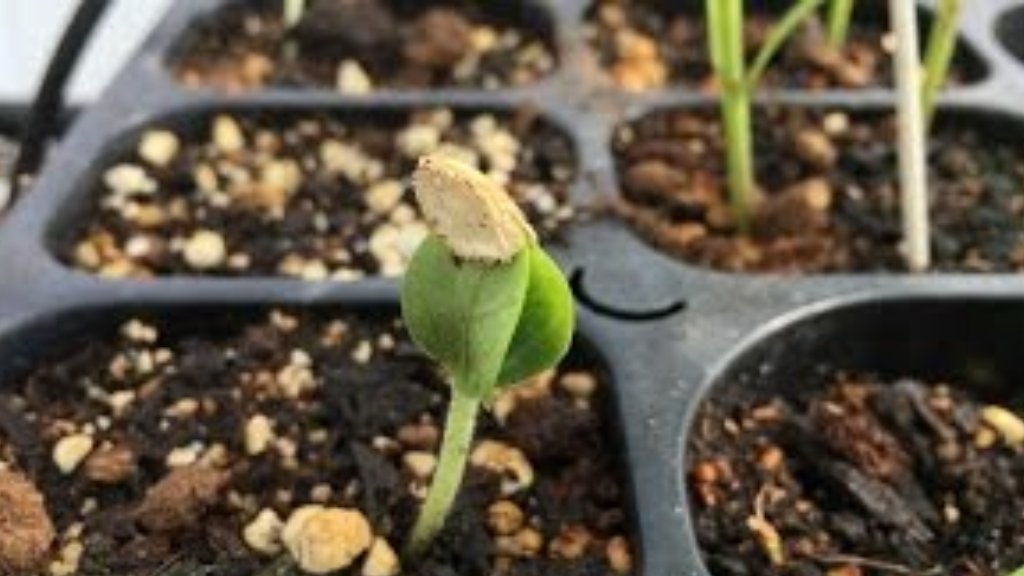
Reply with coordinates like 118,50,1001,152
400,155,574,400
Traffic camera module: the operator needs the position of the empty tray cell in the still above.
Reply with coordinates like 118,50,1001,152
0,304,637,575
687,297,1024,574
57,107,577,280
613,105,1024,273
584,0,986,91
172,0,557,91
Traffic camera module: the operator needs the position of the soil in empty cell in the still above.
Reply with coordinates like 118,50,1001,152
585,0,982,92
613,107,1024,273
0,310,635,576
64,108,576,280
174,0,556,91
688,374,1024,575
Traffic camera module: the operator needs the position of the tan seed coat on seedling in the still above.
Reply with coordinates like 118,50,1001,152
413,154,534,262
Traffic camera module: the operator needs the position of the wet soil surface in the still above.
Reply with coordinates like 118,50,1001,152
175,0,556,91
614,106,1024,273
63,108,576,280
585,1,983,92
688,374,1024,575
0,309,635,575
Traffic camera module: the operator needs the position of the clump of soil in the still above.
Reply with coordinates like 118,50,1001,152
688,374,1024,575
585,0,982,91
0,309,635,575
64,108,576,279
613,106,1024,273
175,0,556,91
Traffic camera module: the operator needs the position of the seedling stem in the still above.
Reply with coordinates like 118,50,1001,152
407,390,480,554
890,0,931,271
707,0,753,231
826,0,855,49
710,0,826,231
922,0,962,125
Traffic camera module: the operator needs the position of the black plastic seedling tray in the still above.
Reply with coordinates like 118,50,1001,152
5,0,1024,574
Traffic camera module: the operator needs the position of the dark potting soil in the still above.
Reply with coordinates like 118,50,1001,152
0,309,635,575
174,0,556,91
613,106,1024,273
688,375,1024,576
585,0,983,92
63,108,576,280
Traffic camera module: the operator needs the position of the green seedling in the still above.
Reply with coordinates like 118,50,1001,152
400,155,575,556
707,0,826,231
921,0,962,125
826,0,855,49
1009,566,1024,576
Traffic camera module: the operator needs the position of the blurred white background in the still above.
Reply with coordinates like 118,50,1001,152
0,0,173,104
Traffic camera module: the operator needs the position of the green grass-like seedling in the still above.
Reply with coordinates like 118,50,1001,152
707,0,826,232
826,0,855,49
400,155,575,556
921,0,962,126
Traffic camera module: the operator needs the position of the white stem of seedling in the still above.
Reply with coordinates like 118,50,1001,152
890,0,931,271
283,0,305,29
282,0,305,61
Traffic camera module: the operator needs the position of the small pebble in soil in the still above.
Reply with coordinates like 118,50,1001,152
0,311,635,575
67,109,576,280
689,374,1024,574
281,505,372,574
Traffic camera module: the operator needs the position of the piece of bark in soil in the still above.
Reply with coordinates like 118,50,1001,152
780,418,933,543
0,470,56,573
135,465,231,533
810,397,911,483
825,460,933,543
